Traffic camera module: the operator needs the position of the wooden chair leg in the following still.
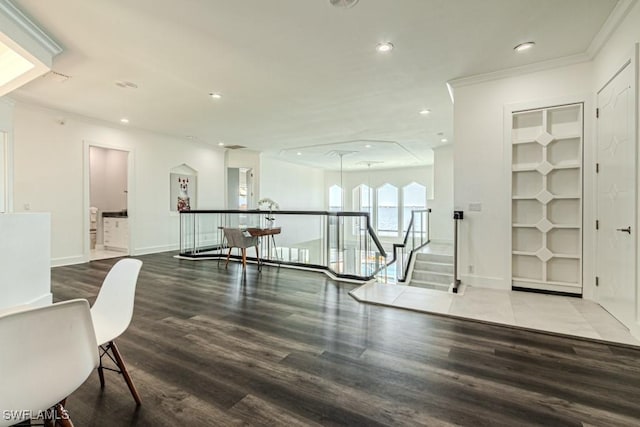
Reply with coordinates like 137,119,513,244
241,248,247,268
225,247,232,267
255,245,260,271
97,363,105,388
110,340,142,406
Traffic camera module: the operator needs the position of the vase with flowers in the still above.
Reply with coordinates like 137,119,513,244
258,197,279,228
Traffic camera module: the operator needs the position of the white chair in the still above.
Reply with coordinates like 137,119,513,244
223,228,259,270
0,299,98,427
91,258,143,405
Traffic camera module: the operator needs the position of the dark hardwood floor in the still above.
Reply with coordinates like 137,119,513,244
51,252,640,426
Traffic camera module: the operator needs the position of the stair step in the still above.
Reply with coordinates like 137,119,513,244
411,270,453,285
416,253,453,264
414,260,453,274
409,280,450,292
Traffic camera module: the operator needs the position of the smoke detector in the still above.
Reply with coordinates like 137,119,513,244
330,0,359,8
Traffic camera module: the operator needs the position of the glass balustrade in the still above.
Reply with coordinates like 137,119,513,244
179,210,387,281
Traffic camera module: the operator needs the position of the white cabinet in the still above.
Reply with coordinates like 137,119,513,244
511,104,583,294
103,217,128,251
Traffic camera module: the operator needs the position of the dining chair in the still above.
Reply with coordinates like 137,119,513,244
90,258,143,405
223,228,259,270
0,299,98,427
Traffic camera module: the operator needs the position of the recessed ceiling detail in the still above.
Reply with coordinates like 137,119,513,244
278,139,430,171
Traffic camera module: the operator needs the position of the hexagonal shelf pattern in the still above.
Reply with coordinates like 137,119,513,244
511,104,583,292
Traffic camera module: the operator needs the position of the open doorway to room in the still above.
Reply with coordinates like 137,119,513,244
87,145,131,261
227,167,253,210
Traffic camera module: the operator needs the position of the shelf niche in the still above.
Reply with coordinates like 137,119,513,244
511,103,583,294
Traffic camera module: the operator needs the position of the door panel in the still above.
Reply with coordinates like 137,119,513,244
596,62,636,327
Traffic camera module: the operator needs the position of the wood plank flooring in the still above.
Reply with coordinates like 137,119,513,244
50,252,640,426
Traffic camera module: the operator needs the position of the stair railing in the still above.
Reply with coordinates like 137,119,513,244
389,208,431,282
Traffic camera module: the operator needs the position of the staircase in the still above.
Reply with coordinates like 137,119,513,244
409,252,454,292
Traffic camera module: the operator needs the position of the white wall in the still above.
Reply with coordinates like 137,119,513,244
430,145,454,242
12,102,226,265
452,61,593,290
259,156,325,247
260,156,325,210
0,213,51,310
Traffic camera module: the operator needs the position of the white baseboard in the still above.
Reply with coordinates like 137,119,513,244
26,292,53,307
460,273,508,290
133,244,179,256
428,239,454,245
51,255,86,267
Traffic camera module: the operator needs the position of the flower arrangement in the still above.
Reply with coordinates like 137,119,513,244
258,197,279,226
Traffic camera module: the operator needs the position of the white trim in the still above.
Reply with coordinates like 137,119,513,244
448,0,638,90
586,0,638,58
24,292,52,307
0,0,62,56
51,255,86,267
459,274,505,290
448,53,590,89
83,140,135,263
135,244,179,256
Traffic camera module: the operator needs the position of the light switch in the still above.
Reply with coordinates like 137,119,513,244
469,202,482,212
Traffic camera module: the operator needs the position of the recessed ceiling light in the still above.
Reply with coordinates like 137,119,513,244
186,135,194,139
514,41,535,52
376,42,394,53
330,0,359,7
296,152,302,156
217,142,225,146
365,144,372,148
419,109,431,116
120,118,129,124
441,138,448,143
209,92,222,99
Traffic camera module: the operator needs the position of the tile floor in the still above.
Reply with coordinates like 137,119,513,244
350,283,640,347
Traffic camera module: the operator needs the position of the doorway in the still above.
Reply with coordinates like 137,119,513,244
227,167,253,210
87,145,131,260
596,58,637,329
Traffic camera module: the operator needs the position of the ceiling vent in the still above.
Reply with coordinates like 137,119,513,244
329,0,359,8
225,145,246,150
43,71,70,83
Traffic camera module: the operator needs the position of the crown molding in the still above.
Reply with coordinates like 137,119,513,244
449,0,637,89
0,0,62,56
587,0,637,58
448,52,590,89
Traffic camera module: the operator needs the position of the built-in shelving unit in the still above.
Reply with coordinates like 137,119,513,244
511,104,583,294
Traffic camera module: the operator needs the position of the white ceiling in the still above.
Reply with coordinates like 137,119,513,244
12,0,618,170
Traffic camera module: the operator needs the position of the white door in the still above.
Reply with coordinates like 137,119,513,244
596,61,637,327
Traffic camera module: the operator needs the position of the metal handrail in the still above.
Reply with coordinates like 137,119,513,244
389,208,431,282
179,209,387,281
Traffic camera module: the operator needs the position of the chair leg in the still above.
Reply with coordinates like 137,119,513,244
241,248,247,268
99,340,142,405
225,247,232,268
97,362,105,388
255,245,260,271
110,340,142,405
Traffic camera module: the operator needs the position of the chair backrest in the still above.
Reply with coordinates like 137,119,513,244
90,258,143,345
0,299,98,427
223,228,258,248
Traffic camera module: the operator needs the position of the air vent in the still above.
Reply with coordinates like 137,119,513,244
225,145,246,150
43,71,71,83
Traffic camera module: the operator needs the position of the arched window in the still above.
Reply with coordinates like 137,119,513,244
352,184,372,215
402,182,427,231
377,183,398,236
328,185,343,211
